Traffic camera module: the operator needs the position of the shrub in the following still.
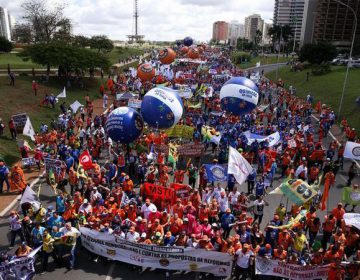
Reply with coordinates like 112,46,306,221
311,63,331,76
231,52,252,65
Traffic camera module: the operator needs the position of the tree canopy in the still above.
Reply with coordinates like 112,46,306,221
299,42,337,64
0,37,14,52
19,43,110,73
268,24,293,43
90,35,114,54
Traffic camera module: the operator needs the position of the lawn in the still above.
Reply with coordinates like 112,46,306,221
0,75,105,165
237,54,291,69
106,47,145,65
266,66,360,131
0,53,41,69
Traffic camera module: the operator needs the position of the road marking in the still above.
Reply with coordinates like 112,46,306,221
0,171,45,217
105,262,115,280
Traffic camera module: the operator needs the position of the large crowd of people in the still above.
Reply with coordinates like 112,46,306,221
1,46,360,279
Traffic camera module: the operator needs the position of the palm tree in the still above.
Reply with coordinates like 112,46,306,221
267,24,293,51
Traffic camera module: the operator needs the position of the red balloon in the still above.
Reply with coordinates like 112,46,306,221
187,47,200,59
180,46,189,54
137,63,155,82
159,48,176,64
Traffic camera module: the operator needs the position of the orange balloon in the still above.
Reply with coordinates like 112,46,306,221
159,48,176,64
180,46,189,54
187,47,200,59
137,63,155,82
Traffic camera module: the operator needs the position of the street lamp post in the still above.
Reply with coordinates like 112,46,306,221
334,0,358,117
276,25,283,81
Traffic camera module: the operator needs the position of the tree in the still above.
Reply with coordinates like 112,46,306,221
21,0,71,44
72,35,91,48
268,24,293,50
0,37,14,52
299,42,337,64
254,30,262,48
90,35,114,54
236,38,254,51
19,43,110,75
12,24,33,43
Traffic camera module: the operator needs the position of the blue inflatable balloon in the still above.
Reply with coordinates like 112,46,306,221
220,77,259,115
141,87,183,129
106,107,143,143
183,36,193,47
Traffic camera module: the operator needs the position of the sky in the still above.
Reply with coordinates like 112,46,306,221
2,0,275,41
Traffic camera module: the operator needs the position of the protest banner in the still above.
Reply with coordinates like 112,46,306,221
271,179,317,206
143,182,175,204
344,141,360,160
170,183,192,201
80,227,232,277
128,98,142,109
165,125,194,139
44,158,65,175
177,142,205,157
11,113,29,132
255,257,329,280
0,246,41,280
21,157,36,167
342,187,360,206
204,164,228,182
243,131,280,147
343,213,360,230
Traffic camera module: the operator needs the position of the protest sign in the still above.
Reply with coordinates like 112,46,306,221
165,125,194,139
243,131,280,147
21,157,36,167
44,158,65,175
255,257,329,280
177,142,205,157
80,227,232,277
271,179,317,206
204,164,228,182
170,183,192,201
342,187,360,206
0,246,41,280
143,182,175,204
11,113,29,132
343,213,360,230
128,98,142,109
344,141,360,160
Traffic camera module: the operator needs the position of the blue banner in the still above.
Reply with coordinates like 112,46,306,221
204,164,228,182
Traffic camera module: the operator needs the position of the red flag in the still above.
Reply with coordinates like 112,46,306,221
79,150,93,170
320,179,330,211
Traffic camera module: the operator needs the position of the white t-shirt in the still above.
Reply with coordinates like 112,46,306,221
141,203,157,219
228,191,240,205
253,200,265,215
218,196,229,213
126,231,140,242
9,215,21,231
236,249,254,268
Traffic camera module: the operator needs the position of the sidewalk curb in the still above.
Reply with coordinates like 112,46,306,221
0,171,45,217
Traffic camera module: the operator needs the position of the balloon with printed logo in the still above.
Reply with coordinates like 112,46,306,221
106,107,144,143
188,47,200,59
158,48,176,64
220,77,259,116
180,46,189,54
137,63,155,82
141,87,183,129
183,36,193,47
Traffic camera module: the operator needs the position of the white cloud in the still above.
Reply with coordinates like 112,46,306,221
2,0,275,41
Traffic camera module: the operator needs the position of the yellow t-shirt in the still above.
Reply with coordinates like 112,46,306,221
293,234,307,251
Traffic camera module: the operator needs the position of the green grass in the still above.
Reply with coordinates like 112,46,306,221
0,53,42,69
0,76,105,165
266,66,360,131
106,47,144,65
237,54,291,69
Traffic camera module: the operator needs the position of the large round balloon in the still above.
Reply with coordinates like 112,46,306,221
180,46,189,54
137,63,155,82
141,87,183,129
188,47,200,59
106,107,144,143
183,36,193,47
220,77,259,115
158,48,176,64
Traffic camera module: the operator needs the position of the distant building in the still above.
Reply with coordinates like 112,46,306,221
262,22,272,45
244,14,264,42
300,0,360,49
0,7,12,41
228,20,244,47
273,0,305,42
212,21,229,43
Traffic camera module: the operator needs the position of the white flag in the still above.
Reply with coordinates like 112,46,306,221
228,146,253,185
344,141,360,161
20,185,41,211
57,87,66,98
23,117,35,141
70,100,83,113
256,61,261,67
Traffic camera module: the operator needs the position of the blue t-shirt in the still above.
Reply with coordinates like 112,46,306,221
0,166,9,178
256,182,265,196
56,196,65,213
47,215,65,229
31,226,45,245
221,213,235,229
